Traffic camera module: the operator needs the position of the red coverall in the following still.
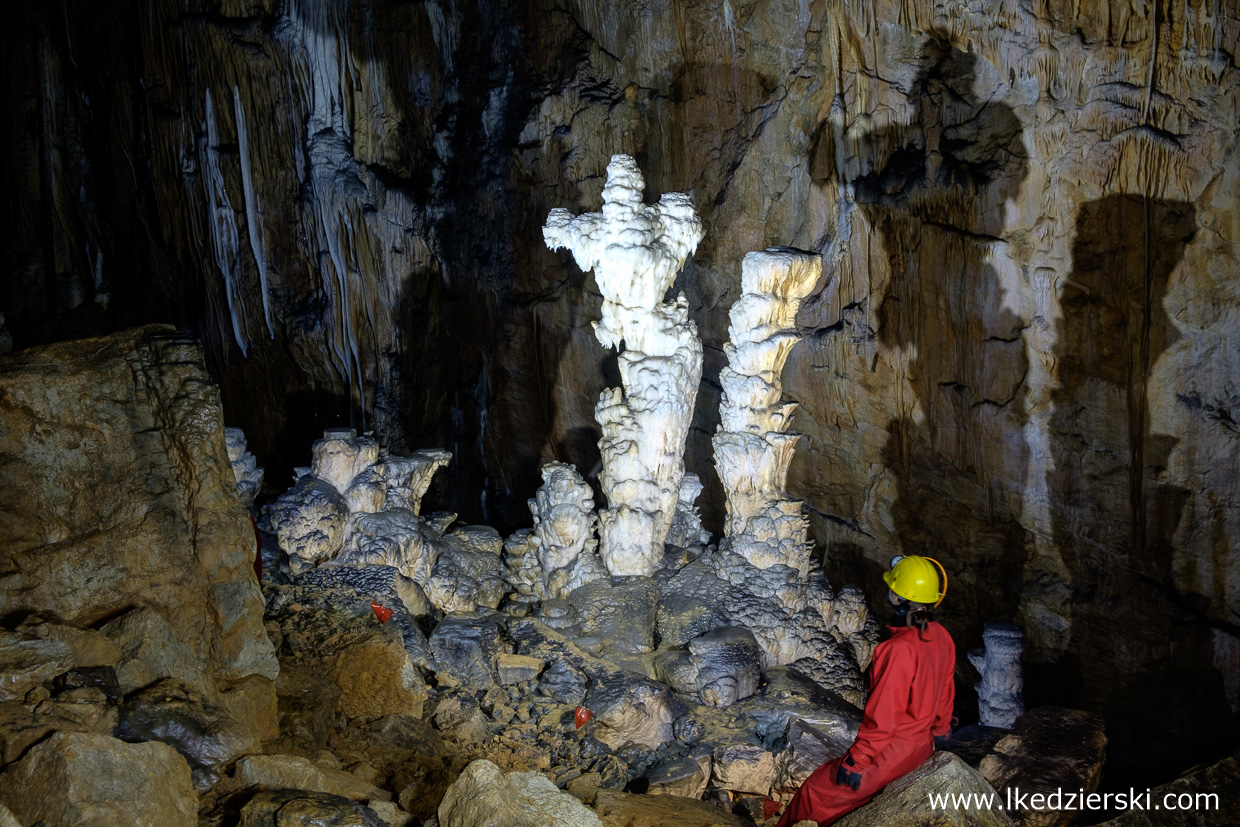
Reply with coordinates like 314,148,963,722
778,621,955,826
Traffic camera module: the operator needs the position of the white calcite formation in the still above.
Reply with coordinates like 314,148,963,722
970,622,1026,729
503,462,605,602
714,248,822,575
224,427,264,506
544,154,704,577
263,429,451,577
666,472,712,549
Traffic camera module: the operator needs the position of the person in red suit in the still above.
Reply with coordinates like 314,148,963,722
778,555,955,826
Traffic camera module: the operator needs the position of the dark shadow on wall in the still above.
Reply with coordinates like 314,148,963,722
1032,196,1238,784
840,38,1032,669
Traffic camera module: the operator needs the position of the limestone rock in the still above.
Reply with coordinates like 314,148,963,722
367,800,414,827
566,576,661,658
291,565,434,667
497,653,544,685
337,508,440,584
0,632,73,702
312,429,382,495
1092,748,1240,827
238,790,387,827
587,677,676,751
666,473,712,549
380,449,452,514
834,751,1017,827
688,627,763,708
265,474,351,572
0,689,118,766
0,731,197,826
0,328,277,704
115,677,257,788
711,742,777,796
592,789,751,826
234,754,388,802
13,619,121,671
12,0,1240,783
774,718,851,797
644,751,711,799
438,758,604,827
330,628,428,721
426,526,506,612
539,658,589,705
979,707,1107,827
428,611,509,687
101,607,215,698
503,462,604,601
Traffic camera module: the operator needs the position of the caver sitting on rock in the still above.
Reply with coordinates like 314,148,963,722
778,556,955,826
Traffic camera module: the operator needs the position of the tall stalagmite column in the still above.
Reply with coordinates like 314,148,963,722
714,249,822,576
543,155,704,576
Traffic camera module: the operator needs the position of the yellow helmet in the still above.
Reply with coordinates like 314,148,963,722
883,555,947,606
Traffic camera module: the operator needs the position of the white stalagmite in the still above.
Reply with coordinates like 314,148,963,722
544,155,704,576
713,249,822,575
502,462,605,601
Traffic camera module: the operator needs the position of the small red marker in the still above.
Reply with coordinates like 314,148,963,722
370,601,393,623
763,797,782,821
574,706,593,728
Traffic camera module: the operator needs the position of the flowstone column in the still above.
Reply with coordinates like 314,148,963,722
713,249,822,576
544,155,704,576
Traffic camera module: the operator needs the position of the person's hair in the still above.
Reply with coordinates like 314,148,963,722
903,600,933,640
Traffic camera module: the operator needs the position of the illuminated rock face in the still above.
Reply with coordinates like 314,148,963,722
544,155,704,577
714,249,822,576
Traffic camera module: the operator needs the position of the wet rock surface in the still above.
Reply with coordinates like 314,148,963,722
238,790,388,827
833,751,1017,827
979,707,1108,827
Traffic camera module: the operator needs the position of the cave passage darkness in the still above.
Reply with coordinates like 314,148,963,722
3,0,1239,808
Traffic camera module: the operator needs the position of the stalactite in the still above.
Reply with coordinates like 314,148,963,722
202,88,248,356
233,85,273,339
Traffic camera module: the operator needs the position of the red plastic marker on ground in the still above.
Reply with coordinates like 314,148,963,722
574,706,593,728
370,602,393,623
763,797,782,821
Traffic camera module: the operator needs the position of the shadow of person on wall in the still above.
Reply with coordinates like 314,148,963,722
836,35,1032,658
1036,196,1236,785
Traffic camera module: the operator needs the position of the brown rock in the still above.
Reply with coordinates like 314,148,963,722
0,731,197,826
592,789,750,826
1091,749,1240,827
331,629,428,721
234,753,389,802
0,328,278,707
834,751,1016,827
238,790,388,827
979,708,1108,827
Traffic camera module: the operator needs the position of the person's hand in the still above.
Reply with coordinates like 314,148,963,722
836,755,862,791
934,716,959,750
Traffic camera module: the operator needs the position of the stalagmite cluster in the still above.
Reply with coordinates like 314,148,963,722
543,154,704,577
264,429,451,577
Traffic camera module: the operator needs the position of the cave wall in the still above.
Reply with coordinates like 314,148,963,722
2,0,1239,780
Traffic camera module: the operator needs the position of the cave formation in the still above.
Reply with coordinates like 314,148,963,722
1,0,1239,824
